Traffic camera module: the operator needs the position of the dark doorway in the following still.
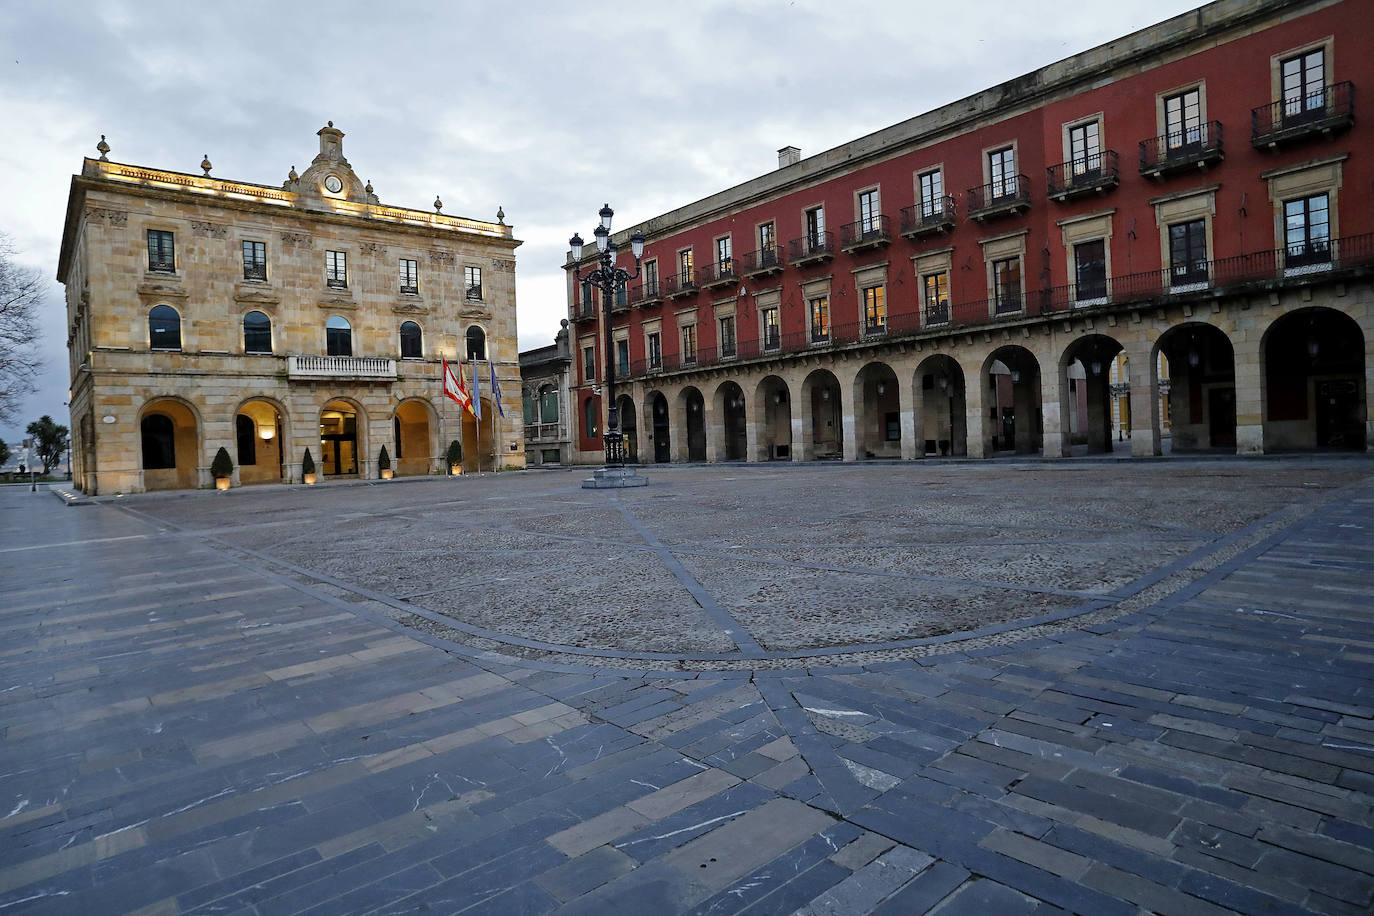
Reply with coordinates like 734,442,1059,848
320,408,358,476
651,395,670,463
1316,379,1361,448
1208,387,1237,448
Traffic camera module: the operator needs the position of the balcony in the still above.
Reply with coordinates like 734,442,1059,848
699,259,738,291
739,246,784,278
967,175,1031,221
762,326,781,352
629,278,661,309
243,263,268,282
924,302,950,326
788,230,835,267
148,258,175,274
900,198,956,238
1252,82,1354,149
1047,151,1120,202
572,300,596,323
524,423,566,442
840,215,892,253
1139,121,1223,178
663,270,698,299
287,355,397,381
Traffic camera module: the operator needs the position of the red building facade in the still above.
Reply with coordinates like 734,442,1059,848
565,0,1371,465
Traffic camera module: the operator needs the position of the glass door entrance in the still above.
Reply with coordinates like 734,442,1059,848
320,408,358,476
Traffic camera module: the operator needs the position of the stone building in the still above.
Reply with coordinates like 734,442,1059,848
519,320,574,467
58,124,523,493
565,0,1371,465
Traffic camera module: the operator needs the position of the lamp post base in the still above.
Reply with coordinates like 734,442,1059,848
581,466,648,489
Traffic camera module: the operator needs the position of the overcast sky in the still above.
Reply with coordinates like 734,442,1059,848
0,0,1204,451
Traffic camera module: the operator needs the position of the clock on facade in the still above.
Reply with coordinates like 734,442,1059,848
324,175,343,194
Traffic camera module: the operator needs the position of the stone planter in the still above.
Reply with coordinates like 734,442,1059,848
304,473,317,485
215,477,231,491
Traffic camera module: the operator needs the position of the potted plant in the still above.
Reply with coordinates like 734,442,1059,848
302,447,317,485
378,445,393,480
446,439,463,475
211,446,234,490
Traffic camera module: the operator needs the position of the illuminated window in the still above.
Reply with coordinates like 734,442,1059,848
863,286,886,332
809,295,829,341
762,307,780,350
677,249,693,283
758,222,775,253
993,257,1022,312
715,236,732,271
923,273,949,322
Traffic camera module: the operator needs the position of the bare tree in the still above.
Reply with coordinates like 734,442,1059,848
0,232,43,425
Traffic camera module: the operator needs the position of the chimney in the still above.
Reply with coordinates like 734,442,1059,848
778,146,801,169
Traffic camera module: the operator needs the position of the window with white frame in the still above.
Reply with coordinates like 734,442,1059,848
923,272,949,323
859,189,880,234
1284,193,1331,268
988,147,1016,198
761,306,780,350
993,257,1021,313
647,331,662,369
1069,121,1102,175
681,323,697,364
919,170,944,217
863,286,886,333
1073,240,1107,303
1164,88,1202,151
1168,220,1208,286
1281,48,1326,118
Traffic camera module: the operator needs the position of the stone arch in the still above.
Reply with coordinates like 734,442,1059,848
981,346,1042,455
800,368,842,461
234,396,290,484
139,396,201,491
1154,322,1236,453
460,397,498,471
394,397,436,476
1057,334,1126,455
713,380,747,461
913,354,966,457
853,361,901,459
616,394,639,463
319,396,367,476
752,375,793,461
646,390,671,464
1260,306,1366,450
678,386,706,462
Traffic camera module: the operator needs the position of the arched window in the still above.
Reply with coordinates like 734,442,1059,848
141,414,176,469
584,397,599,438
399,321,422,359
148,305,181,351
244,311,272,354
235,414,257,466
327,315,352,356
466,325,486,361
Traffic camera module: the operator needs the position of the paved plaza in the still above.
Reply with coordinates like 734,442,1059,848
2,458,1373,914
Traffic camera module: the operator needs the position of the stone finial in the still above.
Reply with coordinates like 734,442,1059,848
434,195,443,213
201,154,212,176
364,178,373,195
96,135,110,161
288,165,298,180
560,318,569,328
327,120,333,127
496,206,505,225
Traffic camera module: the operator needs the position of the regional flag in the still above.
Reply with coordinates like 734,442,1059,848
442,357,472,415
490,358,505,418
471,357,483,421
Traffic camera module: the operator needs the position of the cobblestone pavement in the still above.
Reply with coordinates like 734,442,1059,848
2,458,1372,914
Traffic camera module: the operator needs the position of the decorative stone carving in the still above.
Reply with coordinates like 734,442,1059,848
493,258,516,274
280,231,313,249
429,250,455,267
85,207,128,228
191,220,227,239
361,242,388,257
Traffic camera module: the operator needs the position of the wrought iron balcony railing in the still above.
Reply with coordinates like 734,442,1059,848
699,259,738,290
1252,81,1355,148
899,198,956,237
630,278,663,306
1139,121,1223,177
148,258,175,273
663,270,699,298
967,175,1030,220
243,263,268,281
326,277,348,290
788,230,835,266
840,215,892,252
924,302,950,326
1046,151,1120,201
739,246,784,277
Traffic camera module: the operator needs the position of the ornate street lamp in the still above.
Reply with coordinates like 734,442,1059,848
570,204,645,466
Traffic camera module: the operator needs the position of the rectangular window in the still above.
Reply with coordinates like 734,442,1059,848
580,279,594,316
147,230,175,272
643,260,659,296
1168,220,1208,286
242,240,266,280
863,286,887,333
805,206,825,246
1282,49,1325,117
615,281,627,308
809,295,830,341
719,316,736,358
326,250,347,288
399,258,418,293
923,272,949,322
1164,88,1202,151
678,249,693,283
647,331,662,369
993,257,1022,313
919,170,944,217
988,147,1016,199
762,307,780,350
758,222,775,253
583,345,595,383
681,324,697,365
1074,239,1107,302
616,339,630,376
1069,121,1101,175
540,388,559,424
859,189,880,233
464,266,482,300
716,236,732,271
1284,193,1331,268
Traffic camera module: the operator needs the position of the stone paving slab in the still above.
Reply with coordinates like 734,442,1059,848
0,459,1371,913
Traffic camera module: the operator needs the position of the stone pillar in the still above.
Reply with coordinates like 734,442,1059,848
704,399,721,463
1085,373,1110,452
1234,347,1264,454
839,373,857,461
963,361,989,459
745,405,761,463
791,413,805,461
899,378,918,461
1041,363,1070,458
1127,339,1161,457
671,398,689,463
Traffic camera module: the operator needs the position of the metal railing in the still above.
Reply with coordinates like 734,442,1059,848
630,278,662,304
1252,81,1355,146
840,215,892,249
699,259,737,288
899,197,956,235
1139,120,1223,174
326,277,348,290
148,257,175,273
524,423,565,441
788,230,835,264
243,263,267,281
739,246,783,275
612,230,1374,380
663,270,698,297
967,175,1030,217
1046,150,1119,199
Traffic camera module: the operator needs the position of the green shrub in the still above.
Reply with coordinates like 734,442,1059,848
378,445,391,471
445,439,463,466
302,448,316,475
210,447,233,479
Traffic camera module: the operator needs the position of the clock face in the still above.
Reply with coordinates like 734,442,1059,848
324,175,343,194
